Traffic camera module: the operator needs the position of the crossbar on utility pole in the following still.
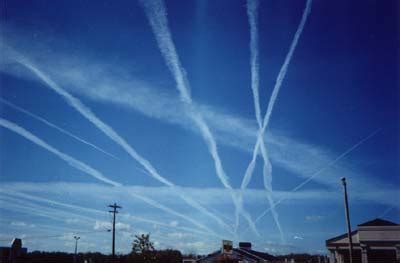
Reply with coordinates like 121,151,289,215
341,177,353,263
108,203,122,261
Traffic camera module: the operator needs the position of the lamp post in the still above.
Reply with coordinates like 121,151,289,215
341,177,353,263
73,236,80,263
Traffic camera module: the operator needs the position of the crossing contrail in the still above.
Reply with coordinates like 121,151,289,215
241,0,313,236
140,0,259,236
243,129,380,234
0,97,118,159
6,51,232,235
242,0,285,242
0,118,218,235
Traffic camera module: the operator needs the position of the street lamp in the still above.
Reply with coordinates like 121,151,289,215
73,236,80,263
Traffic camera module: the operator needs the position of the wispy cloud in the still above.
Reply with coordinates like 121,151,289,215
2,182,398,210
0,188,216,238
246,129,380,233
0,28,394,228
1,43,391,197
140,0,257,236
0,97,117,159
305,215,324,223
13,54,174,187
5,48,235,235
0,118,121,186
0,119,219,235
1,181,398,252
94,221,131,231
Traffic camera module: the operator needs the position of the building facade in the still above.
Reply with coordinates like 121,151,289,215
326,218,400,263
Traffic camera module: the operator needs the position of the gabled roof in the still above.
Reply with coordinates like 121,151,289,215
358,218,398,226
325,230,358,245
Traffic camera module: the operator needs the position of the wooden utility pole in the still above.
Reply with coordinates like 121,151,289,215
108,203,122,261
341,177,353,263
73,236,80,263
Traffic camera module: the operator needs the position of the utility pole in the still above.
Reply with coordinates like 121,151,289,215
73,236,80,263
341,177,353,263
108,203,122,261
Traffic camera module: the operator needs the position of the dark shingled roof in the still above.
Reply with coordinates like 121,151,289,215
234,248,278,261
358,218,398,227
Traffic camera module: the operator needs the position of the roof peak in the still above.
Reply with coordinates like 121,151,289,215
358,218,398,226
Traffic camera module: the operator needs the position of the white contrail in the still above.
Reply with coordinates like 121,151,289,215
13,57,174,187
0,118,219,235
0,97,118,159
127,191,219,236
140,0,258,235
262,0,312,130
243,129,380,234
1,189,215,237
243,0,284,242
0,194,95,223
247,0,262,127
248,0,313,162
0,118,121,187
241,0,313,236
6,52,232,235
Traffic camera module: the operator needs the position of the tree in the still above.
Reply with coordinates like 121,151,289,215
132,233,155,254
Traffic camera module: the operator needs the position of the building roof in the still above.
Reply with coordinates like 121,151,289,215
326,218,400,248
358,218,398,226
235,248,278,261
197,248,277,262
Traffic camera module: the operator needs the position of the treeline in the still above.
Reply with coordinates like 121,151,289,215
15,249,185,263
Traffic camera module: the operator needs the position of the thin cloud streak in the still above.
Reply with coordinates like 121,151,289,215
14,56,175,187
7,52,232,235
0,97,118,159
244,129,380,233
0,46,385,194
0,189,217,239
262,0,312,130
0,194,95,223
140,0,258,236
0,118,121,187
127,191,219,237
1,189,215,238
0,118,217,235
244,0,284,242
3,182,398,209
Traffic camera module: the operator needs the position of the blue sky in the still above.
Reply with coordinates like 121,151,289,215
0,0,399,255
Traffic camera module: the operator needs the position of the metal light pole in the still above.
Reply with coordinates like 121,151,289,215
341,177,353,263
73,236,80,263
